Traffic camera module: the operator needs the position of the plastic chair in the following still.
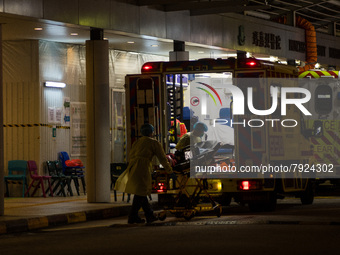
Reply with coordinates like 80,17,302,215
59,151,86,195
55,160,80,196
214,107,231,126
46,161,73,197
4,160,28,197
111,163,131,202
25,160,53,198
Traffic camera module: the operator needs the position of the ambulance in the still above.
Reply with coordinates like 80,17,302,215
124,58,336,211
298,70,340,187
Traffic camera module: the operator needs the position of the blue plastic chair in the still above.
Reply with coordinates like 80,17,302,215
59,151,86,195
4,160,28,197
214,108,231,126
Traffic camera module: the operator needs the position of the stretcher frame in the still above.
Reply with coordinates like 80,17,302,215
157,167,222,221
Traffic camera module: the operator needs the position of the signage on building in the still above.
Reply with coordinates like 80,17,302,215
252,31,281,50
238,25,245,46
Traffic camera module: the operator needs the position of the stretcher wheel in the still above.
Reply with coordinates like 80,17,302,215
158,211,167,221
214,205,222,217
183,210,195,220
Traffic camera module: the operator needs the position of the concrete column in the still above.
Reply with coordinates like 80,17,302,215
237,50,247,59
169,40,189,61
328,22,336,36
85,28,111,203
286,11,296,26
0,24,4,215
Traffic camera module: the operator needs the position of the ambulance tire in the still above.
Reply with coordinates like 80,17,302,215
248,203,263,212
264,192,277,212
219,193,232,206
300,180,315,205
248,192,277,212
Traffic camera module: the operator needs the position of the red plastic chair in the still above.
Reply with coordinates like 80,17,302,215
25,160,53,198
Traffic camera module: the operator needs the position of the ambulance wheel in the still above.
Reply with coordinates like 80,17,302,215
248,193,277,212
158,211,167,221
248,203,263,212
300,180,315,205
183,210,195,220
219,193,232,206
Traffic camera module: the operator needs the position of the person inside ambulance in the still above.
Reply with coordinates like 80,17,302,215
115,123,173,224
175,121,208,151
169,118,187,143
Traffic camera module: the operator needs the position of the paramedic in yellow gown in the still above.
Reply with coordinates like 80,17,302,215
115,123,173,224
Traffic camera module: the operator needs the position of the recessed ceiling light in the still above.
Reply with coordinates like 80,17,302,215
103,38,108,40
34,27,43,31
198,51,205,54
44,81,66,88
70,33,78,36
127,41,135,44
151,44,159,47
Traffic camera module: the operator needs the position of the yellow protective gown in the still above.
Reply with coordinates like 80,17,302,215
115,136,173,196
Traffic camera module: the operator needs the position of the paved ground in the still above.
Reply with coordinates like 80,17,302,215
0,192,137,235
1,186,339,235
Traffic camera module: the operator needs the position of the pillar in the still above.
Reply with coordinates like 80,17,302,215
169,40,189,61
85,28,111,203
286,11,296,26
237,50,247,59
0,24,4,215
328,22,336,36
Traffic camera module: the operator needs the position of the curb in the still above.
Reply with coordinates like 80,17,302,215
0,205,131,235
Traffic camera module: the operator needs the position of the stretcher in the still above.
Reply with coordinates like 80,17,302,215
157,141,223,221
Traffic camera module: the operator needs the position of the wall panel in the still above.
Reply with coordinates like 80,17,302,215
4,0,43,18
111,1,140,34
79,0,111,28
3,41,39,179
39,41,86,169
140,6,166,38
43,0,79,24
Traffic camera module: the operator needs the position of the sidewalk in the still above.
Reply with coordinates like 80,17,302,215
0,192,148,235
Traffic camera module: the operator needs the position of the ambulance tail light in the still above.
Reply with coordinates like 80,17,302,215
238,59,261,68
141,62,161,73
157,182,167,193
238,180,261,190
